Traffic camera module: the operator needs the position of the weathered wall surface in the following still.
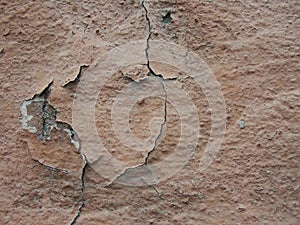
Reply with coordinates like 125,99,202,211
0,0,299,224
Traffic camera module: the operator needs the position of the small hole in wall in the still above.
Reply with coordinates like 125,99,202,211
162,11,172,24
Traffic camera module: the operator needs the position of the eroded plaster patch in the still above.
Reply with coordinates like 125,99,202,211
20,82,80,150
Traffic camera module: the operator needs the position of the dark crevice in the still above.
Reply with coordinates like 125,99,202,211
68,133,88,225
0,47,5,56
104,164,144,188
162,11,172,24
141,1,179,81
119,70,138,83
70,162,87,225
142,0,155,75
106,165,163,198
23,138,68,173
104,78,167,185
31,154,68,173
31,81,56,141
41,101,56,140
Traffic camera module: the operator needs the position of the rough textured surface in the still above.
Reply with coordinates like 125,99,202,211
0,0,299,224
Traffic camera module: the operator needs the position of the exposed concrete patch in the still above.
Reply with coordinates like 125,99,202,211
20,99,37,133
20,81,80,149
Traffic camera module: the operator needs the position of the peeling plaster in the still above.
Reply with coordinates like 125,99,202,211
63,65,89,88
20,1,175,222
20,81,80,150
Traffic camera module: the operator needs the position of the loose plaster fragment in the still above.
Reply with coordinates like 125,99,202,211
119,65,149,82
63,65,89,90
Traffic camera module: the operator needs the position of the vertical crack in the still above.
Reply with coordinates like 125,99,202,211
41,101,51,140
144,78,167,164
142,0,168,164
142,0,155,75
68,117,88,224
70,157,87,225
105,0,169,187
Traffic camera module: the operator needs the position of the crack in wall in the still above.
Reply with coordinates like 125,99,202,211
105,1,170,189
28,149,69,173
141,0,168,165
144,77,167,164
142,0,154,75
70,161,87,225
20,79,88,225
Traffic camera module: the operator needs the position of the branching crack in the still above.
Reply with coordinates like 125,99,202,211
105,0,169,188
142,0,168,164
